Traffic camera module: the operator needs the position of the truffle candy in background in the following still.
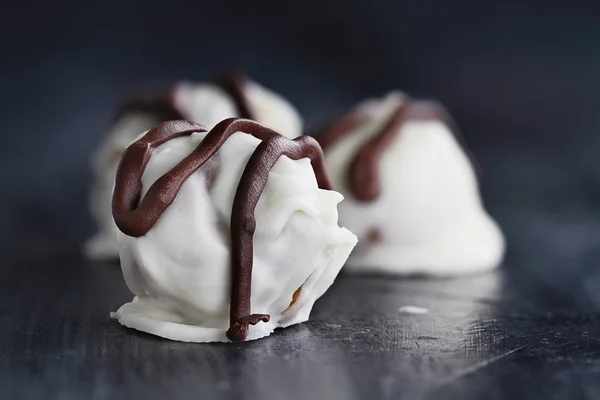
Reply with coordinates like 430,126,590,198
314,92,505,276
110,119,357,342
172,74,303,139
85,72,303,260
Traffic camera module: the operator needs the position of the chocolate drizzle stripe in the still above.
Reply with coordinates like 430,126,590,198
349,104,409,201
314,98,479,202
112,120,208,237
214,72,255,120
314,104,374,151
115,71,254,127
229,135,330,341
112,119,331,341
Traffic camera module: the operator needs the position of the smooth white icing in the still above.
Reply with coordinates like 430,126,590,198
323,92,505,276
111,130,357,342
86,80,303,259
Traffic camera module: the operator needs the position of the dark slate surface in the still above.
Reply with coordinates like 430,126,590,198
3,0,600,398
1,227,600,400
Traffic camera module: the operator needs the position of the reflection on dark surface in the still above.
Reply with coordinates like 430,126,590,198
1,248,599,399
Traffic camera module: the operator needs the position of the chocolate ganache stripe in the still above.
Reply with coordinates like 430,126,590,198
227,134,331,342
349,103,410,202
314,103,375,151
350,100,480,202
214,72,255,120
314,98,479,202
112,118,331,341
112,120,208,237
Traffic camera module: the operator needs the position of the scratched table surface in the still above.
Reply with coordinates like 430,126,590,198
2,191,600,400
3,104,600,400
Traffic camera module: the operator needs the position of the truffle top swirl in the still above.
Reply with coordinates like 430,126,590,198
314,98,478,202
112,119,330,341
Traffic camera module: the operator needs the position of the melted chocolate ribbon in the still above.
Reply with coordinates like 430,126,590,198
213,71,255,120
114,71,255,124
315,99,479,202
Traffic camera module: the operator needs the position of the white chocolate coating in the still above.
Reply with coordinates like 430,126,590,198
86,80,303,259
111,130,357,342
322,92,505,276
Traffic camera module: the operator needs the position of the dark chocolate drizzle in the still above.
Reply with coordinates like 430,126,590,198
112,119,331,341
213,71,255,120
114,71,255,125
315,99,479,202
310,103,373,150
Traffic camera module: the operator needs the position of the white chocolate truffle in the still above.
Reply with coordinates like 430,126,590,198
86,74,303,259
110,120,357,342
317,92,505,276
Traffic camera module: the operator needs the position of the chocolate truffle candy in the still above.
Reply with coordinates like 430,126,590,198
110,119,357,342
314,92,505,276
86,72,303,259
